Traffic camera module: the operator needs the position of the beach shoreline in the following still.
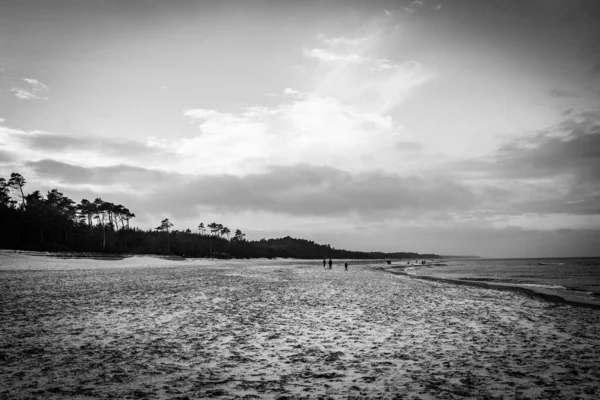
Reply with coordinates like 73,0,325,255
2,253,600,399
381,265,600,310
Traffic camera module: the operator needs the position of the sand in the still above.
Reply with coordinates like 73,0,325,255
1,252,599,399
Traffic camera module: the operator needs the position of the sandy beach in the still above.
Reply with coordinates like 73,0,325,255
1,252,599,399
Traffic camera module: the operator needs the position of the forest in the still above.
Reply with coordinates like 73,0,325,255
0,172,439,259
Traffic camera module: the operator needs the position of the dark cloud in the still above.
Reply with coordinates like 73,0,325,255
451,112,600,215
186,164,475,217
457,112,600,180
26,159,184,187
25,160,476,218
562,108,574,116
9,131,172,159
395,141,423,152
550,88,576,98
0,149,17,163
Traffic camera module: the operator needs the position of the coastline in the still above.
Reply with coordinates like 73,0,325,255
2,254,600,398
381,265,600,310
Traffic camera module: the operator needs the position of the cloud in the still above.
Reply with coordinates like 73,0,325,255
10,77,49,100
395,141,422,152
372,59,421,72
282,88,300,95
179,91,416,175
318,35,369,47
21,78,48,91
26,159,180,187
448,112,600,217
304,45,423,74
174,27,433,176
464,112,600,181
24,159,475,219
10,88,45,100
18,157,600,257
303,48,366,63
550,88,576,98
302,31,434,115
1,126,175,170
185,164,475,217
0,149,17,163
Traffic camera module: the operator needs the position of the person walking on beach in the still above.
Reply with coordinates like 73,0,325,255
344,262,348,271
328,258,333,269
323,259,326,269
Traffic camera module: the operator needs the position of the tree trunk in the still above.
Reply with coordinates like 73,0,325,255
167,230,171,254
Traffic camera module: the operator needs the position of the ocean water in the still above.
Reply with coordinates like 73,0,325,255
405,258,600,306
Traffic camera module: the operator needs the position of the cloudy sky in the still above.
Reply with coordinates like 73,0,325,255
1,0,599,257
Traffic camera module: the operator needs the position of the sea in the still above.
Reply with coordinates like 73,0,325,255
404,257,600,308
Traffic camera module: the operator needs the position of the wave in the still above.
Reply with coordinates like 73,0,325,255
512,283,566,290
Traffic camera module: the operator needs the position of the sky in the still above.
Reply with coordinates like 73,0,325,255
1,0,600,257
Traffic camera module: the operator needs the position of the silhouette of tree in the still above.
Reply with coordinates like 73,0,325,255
124,209,135,229
233,229,246,242
156,218,174,253
46,189,76,219
208,222,223,236
198,222,205,235
221,226,231,240
8,172,26,209
78,199,94,226
111,204,127,230
93,198,105,225
0,171,438,260
92,198,107,250
0,178,14,208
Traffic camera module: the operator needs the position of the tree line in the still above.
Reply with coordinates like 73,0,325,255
0,172,439,259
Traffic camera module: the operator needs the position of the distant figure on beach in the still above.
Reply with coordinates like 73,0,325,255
323,259,326,269
386,260,391,265
345,262,348,271
328,258,332,269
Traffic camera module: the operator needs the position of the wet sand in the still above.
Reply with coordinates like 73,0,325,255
1,252,599,399
393,261,600,310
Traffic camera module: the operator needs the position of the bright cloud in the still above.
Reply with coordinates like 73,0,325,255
1,126,174,171
318,34,370,47
22,78,48,91
178,90,415,175
282,88,300,95
303,48,367,63
10,88,43,100
172,31,433,175
10,77,49,100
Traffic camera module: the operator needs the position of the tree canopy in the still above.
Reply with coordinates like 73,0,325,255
0,172,439,259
